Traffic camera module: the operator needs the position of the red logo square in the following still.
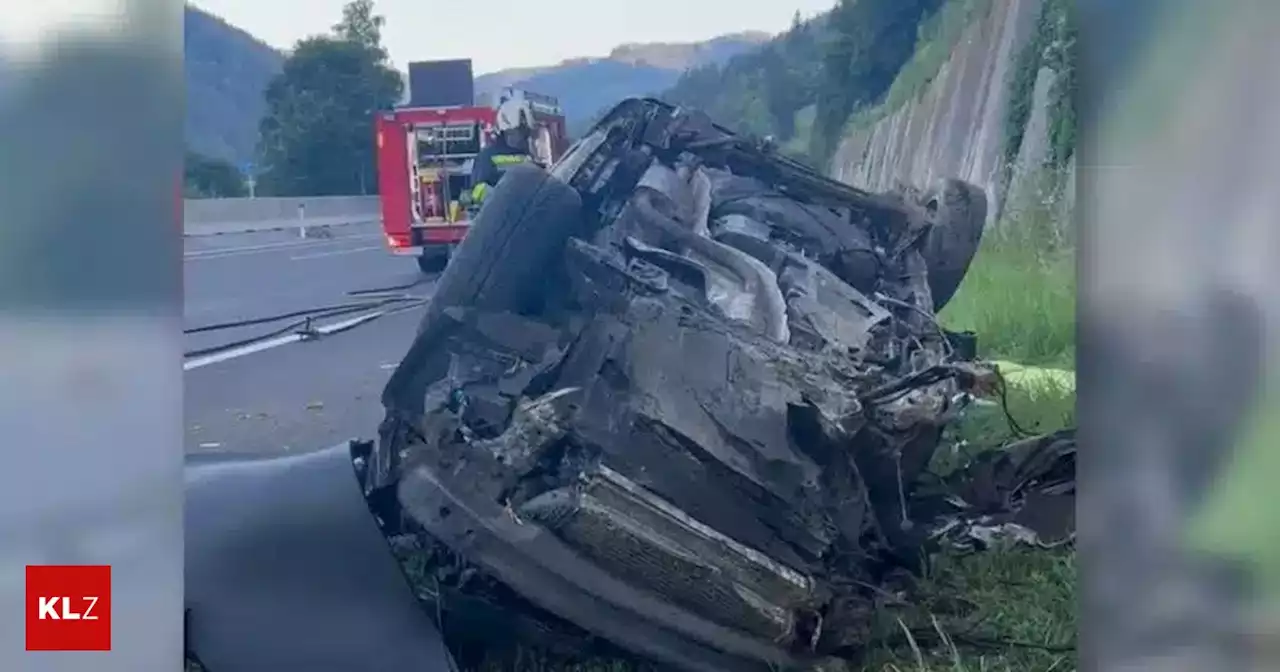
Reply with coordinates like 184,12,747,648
25,565,112,651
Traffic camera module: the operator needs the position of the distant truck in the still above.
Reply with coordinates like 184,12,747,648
374,59,569,273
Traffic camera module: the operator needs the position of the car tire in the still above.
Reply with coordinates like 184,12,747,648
417,249,449,274
384,164,585,410
421,163,584,326
921,178,988,311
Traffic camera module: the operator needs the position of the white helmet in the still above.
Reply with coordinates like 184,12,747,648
495,97,531,133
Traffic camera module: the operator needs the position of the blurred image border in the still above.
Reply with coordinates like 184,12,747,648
1079,0,1278,669
0,0,184,670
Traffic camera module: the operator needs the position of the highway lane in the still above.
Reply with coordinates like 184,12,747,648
184,223,417,327
184,309,422,456
183,227,433,455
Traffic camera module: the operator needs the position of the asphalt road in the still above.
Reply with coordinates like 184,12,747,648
183,223,433,456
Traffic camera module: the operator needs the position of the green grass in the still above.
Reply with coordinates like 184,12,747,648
880,164,1076,671
864,396,1076,672
941,379,1075,472
859,544,1076,672
940,177,1075,369
807,12,1079,662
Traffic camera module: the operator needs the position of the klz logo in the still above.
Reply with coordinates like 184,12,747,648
26,565,112,651
38,596,101,620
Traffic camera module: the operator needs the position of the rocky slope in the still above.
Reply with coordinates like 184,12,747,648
829,0,1074,222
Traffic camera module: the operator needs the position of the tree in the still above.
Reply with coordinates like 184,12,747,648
255,0,402,196
333,0,387,57
810,0,943,160
184,150,246,198
662,17,824,141
658,0,942,163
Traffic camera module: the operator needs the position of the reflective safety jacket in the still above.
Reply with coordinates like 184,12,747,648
470,140,530,203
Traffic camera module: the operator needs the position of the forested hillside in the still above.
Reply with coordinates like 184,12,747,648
661,13,826,142
184,5,283,165
661,0,946,163
659,0,1077,223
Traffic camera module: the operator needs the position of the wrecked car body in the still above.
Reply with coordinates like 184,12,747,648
370,97,994,671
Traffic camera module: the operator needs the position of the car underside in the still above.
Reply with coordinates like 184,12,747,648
366,97,1000,672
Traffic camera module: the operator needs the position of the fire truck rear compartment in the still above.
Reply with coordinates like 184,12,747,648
375,61,570,270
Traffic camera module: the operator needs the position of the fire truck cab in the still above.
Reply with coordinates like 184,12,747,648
374,59,568,273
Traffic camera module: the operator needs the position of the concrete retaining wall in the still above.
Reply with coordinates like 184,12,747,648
183,196,381,235
830,0,1045,223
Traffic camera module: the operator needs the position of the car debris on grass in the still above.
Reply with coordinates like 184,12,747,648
358,98,1078,671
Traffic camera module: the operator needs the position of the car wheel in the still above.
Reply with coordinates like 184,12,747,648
921,178,988,311
417,249,449,274
385,163,584,408
422,163,584,325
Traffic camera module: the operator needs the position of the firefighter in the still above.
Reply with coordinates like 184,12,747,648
469,98,533,206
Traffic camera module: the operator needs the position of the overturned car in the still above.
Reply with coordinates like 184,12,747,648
369,98,990,671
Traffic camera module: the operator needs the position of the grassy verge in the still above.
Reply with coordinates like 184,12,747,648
940,173,1075,369
863,377,1075,672
875,168,1076,671
860,542,1076,672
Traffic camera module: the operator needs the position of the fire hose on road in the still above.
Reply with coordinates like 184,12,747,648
183,280,435,366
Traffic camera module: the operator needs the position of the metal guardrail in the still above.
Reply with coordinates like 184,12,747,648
183,196,381,236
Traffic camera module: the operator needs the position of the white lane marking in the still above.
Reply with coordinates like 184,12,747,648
185,238,345,258
289,245,383,261
185,237,378,260
183,311,385,371
184,234,381,260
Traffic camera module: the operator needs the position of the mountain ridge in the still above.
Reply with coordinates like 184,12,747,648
184,4,284,164
474,31,772,132
184,5,770,165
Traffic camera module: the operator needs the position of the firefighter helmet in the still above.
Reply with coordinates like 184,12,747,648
495,97,531,132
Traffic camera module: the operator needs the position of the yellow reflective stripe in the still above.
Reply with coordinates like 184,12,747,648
491,154,529,166
471,183,489,201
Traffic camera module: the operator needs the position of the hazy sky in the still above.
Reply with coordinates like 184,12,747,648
194,0,837,74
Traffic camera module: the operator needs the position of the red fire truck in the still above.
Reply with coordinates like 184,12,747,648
374,59,569,273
